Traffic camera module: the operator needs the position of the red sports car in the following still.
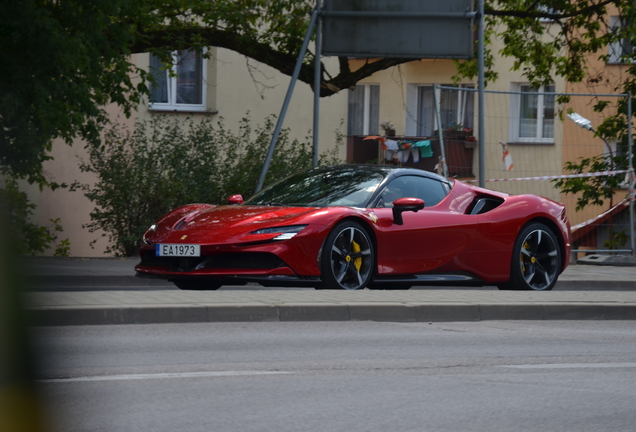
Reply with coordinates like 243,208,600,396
135,165,571,291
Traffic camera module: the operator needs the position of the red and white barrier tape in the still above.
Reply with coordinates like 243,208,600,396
464,169,633,183
572,198,629,231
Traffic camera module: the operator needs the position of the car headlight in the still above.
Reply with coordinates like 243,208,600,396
142,224,158,245
251,225,308,240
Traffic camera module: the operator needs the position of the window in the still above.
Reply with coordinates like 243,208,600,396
608,16,633,64
511,84,555,143
416,85,474,136
347,84,379,135
375,175,450,208
149,49,207,111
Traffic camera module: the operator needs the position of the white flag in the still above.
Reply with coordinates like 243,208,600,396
500,141,514,171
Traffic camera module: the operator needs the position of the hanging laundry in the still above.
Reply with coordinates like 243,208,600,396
413,140,433,158
395,141,415,163
363,135,387,150
500,141,514,171
385,139,399,161
399,148,419,163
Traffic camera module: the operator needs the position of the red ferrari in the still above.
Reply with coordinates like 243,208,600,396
135,165,571,291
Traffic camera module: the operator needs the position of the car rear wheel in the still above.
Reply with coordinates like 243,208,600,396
319,221,374,290
498,222,561,291
172,280,221,290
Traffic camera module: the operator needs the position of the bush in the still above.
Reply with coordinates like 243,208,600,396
0,175,70,256
74,114,343,256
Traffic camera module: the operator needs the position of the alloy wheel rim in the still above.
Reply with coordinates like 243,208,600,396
330,227,372,290
519,229,559,290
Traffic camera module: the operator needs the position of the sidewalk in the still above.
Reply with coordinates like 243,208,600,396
20,257,636,326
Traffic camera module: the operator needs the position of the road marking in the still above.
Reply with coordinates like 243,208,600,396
501,363,636,370
39,371,292,383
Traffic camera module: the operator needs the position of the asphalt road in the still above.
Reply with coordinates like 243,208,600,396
33,321,636,432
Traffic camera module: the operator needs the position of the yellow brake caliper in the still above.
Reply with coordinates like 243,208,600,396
352,240,362,272
521,241,529,273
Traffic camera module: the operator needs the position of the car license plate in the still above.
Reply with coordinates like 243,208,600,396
156,244,200,257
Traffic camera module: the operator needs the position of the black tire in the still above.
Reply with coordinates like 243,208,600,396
498,222,561,291
319,221,374,290
172,280,221,290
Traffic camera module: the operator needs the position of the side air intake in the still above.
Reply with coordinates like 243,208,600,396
468,197,504,215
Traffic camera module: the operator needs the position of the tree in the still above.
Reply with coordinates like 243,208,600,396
472,1,636,212
2,0,636,186
0,0,149,185
0,0,412,185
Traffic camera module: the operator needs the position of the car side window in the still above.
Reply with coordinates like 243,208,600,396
375,176,449,208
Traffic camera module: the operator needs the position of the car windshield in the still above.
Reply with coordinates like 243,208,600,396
244,167,386,207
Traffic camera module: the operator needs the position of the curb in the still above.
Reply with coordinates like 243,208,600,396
27,303,636,326
27,275,636,291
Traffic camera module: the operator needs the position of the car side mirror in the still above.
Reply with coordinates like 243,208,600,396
392,197,425,225
227,194,244,205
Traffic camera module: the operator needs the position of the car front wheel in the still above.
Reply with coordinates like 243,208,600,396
498,222,561,291
319,221,374,290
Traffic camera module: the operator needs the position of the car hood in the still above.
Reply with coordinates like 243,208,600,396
149,205,325,245
177,205,319,230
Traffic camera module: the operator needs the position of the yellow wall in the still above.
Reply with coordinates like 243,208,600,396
350,33,566,204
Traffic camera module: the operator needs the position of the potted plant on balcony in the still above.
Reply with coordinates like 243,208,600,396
443,122,472,140
380,121,395,137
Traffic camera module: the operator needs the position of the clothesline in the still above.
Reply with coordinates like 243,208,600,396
363,136,434,164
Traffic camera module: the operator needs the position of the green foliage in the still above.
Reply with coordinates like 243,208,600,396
73,115,343,256
5,0,636,190
552,152,631,212
604,227,629,250
483,1,626,88
0,0,148,186
0,176,70,256
554,98,634,212
4,0,636,205
0,0,404,187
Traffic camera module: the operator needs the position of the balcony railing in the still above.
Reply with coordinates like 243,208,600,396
346,135,475,178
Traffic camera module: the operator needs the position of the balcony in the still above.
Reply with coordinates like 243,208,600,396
346,135,475,178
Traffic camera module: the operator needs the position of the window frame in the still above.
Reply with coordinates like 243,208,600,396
414,84,475,137
149,49,208,112
347,84,380,136
608,15,634,65
509,83,555,144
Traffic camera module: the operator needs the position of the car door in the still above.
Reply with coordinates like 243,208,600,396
372,175,478,275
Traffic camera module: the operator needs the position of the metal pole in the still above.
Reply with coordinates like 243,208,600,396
477,0,485,188
312,0,322,167
256,7,319,192
628,91,635,255
433,84,449,178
